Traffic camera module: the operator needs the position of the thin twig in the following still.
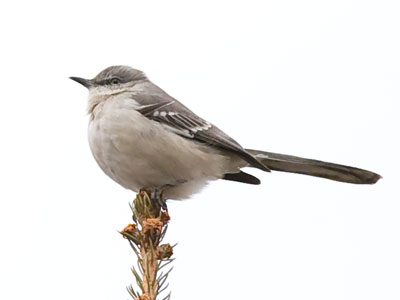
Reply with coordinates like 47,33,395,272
121,192,174,300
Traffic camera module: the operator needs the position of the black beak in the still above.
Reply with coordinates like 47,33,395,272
69,76,93,89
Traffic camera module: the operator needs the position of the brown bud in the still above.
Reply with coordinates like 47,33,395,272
135,294,150,300
121,223,142,243
139,189,150,198
121,224,136,236
160,211,170,225
142,218,163,235
157,243,173,260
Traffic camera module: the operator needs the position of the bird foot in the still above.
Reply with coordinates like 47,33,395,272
139,187,168,211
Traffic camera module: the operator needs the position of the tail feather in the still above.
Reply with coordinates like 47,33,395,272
246,149,381,184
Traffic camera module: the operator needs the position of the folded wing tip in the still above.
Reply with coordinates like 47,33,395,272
222,171,261,185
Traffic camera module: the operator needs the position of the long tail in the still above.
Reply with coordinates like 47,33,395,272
246,149,381,184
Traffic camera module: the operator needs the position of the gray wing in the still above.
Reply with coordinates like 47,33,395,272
130,93,270,172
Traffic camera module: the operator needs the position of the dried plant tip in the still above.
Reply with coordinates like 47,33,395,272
122,224,137,235
121,223,142,244
142,218,163,235
156,244,173,260
160,211,170,225
126,192,174,299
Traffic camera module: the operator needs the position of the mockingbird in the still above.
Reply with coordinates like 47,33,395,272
70,66,381,200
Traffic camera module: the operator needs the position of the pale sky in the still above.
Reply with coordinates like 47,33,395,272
1,1,399,299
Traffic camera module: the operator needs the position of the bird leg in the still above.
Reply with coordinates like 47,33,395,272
139,187,168,211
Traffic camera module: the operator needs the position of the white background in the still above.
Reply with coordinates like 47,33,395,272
0,1,399,299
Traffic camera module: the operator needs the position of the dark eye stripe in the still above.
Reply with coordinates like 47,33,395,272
95,77,122,86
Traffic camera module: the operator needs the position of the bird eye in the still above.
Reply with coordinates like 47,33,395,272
110,78,121,85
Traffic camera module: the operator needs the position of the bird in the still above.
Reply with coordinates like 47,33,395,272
70,65,381,201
